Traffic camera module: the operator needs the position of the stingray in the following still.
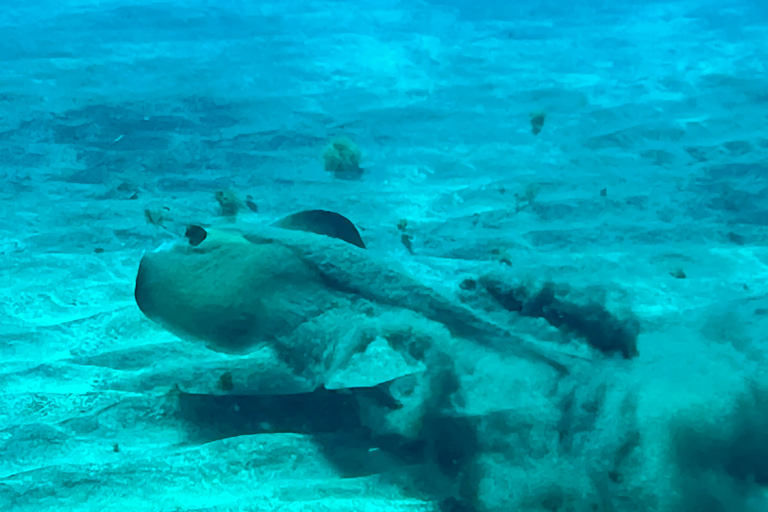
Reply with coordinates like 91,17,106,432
271,209,366,249
182,209,366,249
134,210,579,393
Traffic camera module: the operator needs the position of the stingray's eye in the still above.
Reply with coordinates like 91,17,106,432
185,225,208,247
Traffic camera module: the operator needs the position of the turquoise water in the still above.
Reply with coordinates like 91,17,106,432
1,1,767,511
